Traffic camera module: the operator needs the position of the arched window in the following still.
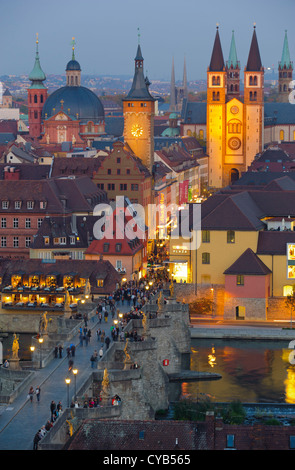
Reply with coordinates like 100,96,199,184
249,76,253,85
40,94,43,104
216,76,220,85
230,168,239,183
280,130,285,141
253,76,257,86
34,94,38,104
284,84,287,92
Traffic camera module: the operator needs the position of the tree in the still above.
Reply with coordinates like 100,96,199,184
189,298,214,317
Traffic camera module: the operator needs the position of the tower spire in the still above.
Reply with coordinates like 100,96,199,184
71,37,76,61
29,33,46,86
209,24,225,71
227,30,239,69
280,30,292,69
170,57,176,111
246,24,262,71
183,56,188,99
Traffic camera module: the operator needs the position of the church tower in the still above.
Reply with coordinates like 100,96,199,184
226,31,240,99
123,36,155,171
28,34,47,139
243,25,264,169
278,30,293,103
207,25,227,188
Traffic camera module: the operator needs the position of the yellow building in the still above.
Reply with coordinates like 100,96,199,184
207,26,264,189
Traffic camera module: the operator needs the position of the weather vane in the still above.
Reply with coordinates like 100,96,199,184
71,37,76,59
137,28,141,45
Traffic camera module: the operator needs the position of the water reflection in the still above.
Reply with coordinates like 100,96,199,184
185,339,295,404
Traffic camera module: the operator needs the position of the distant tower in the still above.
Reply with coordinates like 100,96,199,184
169,57,176,111
28,34,47,139
183,56,188,100
278,30,293,103
226,31,240,99
2,89,12,108
123,33,156,171
243,25,264,169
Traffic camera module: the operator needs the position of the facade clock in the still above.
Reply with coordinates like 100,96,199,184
131,124,143,137
230,106,239,115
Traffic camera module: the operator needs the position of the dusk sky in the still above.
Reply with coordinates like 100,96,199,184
0,0,294,81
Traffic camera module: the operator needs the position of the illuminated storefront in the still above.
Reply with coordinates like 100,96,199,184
287,244,295,279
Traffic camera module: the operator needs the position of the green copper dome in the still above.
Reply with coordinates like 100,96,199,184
29,38,46,89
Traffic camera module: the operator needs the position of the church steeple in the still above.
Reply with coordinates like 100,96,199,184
29,33,46,88
209,25,225,72
278,30,293,102
226,30,240,99
246,25,262,71
183,56,188,100
169,57,176,111
28,34,48,139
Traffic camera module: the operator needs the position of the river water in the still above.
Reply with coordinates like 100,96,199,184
183,338,295,404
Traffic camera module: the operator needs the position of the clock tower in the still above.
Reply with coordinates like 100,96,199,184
123,40,155,171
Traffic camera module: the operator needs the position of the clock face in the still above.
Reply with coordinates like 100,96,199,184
131,124,143,138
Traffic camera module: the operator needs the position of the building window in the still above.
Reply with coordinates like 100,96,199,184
44,237,50,245
202,252,210,264
202,230,210,243
117,157,121,164
131,184,139,191
103,243,109,253
27,201,34,209
97,183,104,190
115,243,122,252
25,237,31,248
25,218,31,229
1,218,6,228
107,169,111,175
107,184,115,191
126,169,131,175
1,236,6,247
70,236,75,245
13,237,19,247
60,237,66,245
2,201,8,209
280,130,285,141
40,201,47,209
53,238,59,245
97,279,104,287
227,230,235,243
38,218,43,228
237,275,244,286
226,435,235,449
14,201,21,209
13,218,19,229
120,184,127,191
117,169,121,175
116,260,122,270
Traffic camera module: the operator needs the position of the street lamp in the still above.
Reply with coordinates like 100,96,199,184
72,369,78,401
65,377,71,407
38,337,44,368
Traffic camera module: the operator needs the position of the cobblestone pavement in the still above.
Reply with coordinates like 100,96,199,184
0,301,130,450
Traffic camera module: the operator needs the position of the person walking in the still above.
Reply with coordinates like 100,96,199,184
28,386,34,403
35,386,41,402
58,344,63,358
33,430,41,450
105,336,110,350
99,347,103,360
50,400,56,421
57,401,63,414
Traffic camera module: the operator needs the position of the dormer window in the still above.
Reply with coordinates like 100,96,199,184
2,201,8,209
15,201,21,209
40,201,47,209
27,201,34,210
44,237,50,245
70,236,75,245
